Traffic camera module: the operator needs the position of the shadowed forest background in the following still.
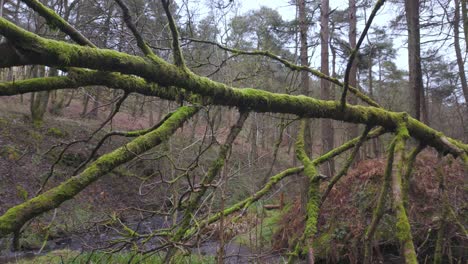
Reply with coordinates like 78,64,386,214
0,0,467,263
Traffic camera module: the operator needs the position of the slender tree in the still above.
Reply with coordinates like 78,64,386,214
454,0,468,103
405,0,428,123
321,0,335,176
348,0,360,161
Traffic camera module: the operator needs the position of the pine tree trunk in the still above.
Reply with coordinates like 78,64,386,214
405,0,427,122
454,0,468,103
348,0,360,162
461,0,468,49
321,0,334,176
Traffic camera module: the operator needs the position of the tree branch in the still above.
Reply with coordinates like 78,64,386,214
320,125,371,205
187,38,380,108
340,0,385,109
389,116,418,263
161,0,186,68
289,119,321,263
363,134,397,264
114,0,158,60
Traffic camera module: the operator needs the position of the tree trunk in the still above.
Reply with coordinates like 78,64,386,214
48,68,65,115
81,90,90,116
298,2,316,260
321,0,334,176
461,0,468,49
405,0,427,123
348,0,360,162
249,115,258,164
89,88,100,118
299,0,312,157
391,134,418,263
454,0,468,103
29,66,49,126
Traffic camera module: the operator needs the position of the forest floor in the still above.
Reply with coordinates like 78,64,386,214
0,96,288,263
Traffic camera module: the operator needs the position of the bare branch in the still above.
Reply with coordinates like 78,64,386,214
20,0,96,47
114,0,157,59
341,0,386,109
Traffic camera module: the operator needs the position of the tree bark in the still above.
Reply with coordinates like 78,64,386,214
454,0,468,103
299,0,312,157
405,0,427,123
348,0,360,162
321,0,335,176
461,0,468,49
29,66,49,126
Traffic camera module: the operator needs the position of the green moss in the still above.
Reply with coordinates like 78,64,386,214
0,117,8,126
2,14,466,157
304,182,320,237
46,127,66,138
1,145,21,161
235,209,282,248
29,130,44,142
395,204,412,241
16,185,29,201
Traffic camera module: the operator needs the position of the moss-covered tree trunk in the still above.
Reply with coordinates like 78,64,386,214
348,0,360,162
391,123,418,264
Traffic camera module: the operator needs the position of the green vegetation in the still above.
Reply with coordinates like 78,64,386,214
1,145,21,161
235,206,282,248
46,127,66,138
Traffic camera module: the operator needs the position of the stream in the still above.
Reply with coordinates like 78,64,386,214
0,216,285,263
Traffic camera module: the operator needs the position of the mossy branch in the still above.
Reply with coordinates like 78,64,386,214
0,16,466,157
402,143,425,208
289,119,321,263
321,125,371,205
187,37,380,108
0,106,199,237
183,127,387,242
390,120,418,264
363,136,397,264
0,71,191,103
